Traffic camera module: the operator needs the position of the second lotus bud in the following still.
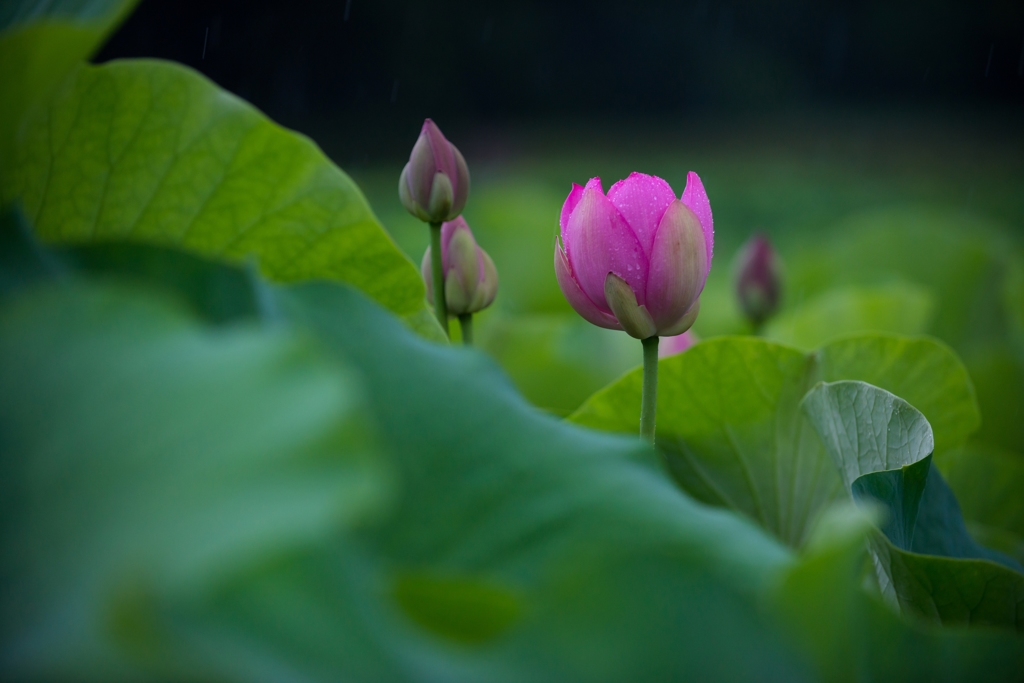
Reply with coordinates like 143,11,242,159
421,217,498,316
733,233,782,327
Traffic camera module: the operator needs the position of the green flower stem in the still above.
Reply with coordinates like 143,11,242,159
458,313,474,346
640,335,660,444
429,222,449,337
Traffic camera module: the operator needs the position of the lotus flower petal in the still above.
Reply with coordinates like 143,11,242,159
681,171,714,267
645,200,708,331
563,186,647,309
554,242,621,330
607,172,676,258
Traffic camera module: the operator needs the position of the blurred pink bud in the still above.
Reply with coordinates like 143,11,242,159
399,119,470,223
421,217,498,316
554,172,713,339
734,233,782,326
659,331,699,358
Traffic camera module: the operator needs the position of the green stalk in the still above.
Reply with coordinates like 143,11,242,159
458,313,474,346
429,222,449,337
640,336,660,444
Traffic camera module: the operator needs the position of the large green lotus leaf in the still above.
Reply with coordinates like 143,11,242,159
0,0,138,169
570,334,980,548
0,283,391,679
271,282,815,680
938,442,1024,565
6,58,433,328
764,283,934,350
772,502,1024,682
802,381,1024,630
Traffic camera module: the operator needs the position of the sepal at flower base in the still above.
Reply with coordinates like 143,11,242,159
604,273,657,339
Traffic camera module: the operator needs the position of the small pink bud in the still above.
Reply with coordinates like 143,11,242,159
734,233,782,326
421,217,498,316
399,119,470,223
554,171,713,339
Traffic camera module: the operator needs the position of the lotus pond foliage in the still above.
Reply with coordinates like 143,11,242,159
1,1,1023,681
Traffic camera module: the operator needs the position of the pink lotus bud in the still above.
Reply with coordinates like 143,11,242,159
421,217,498,316
554,172,713,339
399,119,471,223
733,233,782,326
659,330,699,358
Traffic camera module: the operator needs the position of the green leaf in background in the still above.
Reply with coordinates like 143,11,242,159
0,283,391,679
786,208,1024,451
786,208,1016,351
764,283,934,350
480,312,637,416
0,0,138,168
6,58,435,329
938,442,1024,566
570,334,981,548
801,380,1024,631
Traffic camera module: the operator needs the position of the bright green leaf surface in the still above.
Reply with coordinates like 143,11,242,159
765,284,934,350
570,335,981,548
0,283,390,679
802,381,1024,631
7,59,429,322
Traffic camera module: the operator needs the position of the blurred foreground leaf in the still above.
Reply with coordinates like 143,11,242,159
0,283,390,679
273,283,810,680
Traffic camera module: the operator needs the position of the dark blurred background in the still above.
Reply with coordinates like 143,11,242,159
96,0,1024,157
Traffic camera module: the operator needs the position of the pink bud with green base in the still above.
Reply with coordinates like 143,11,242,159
421,217,498,345
399,119,470,224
